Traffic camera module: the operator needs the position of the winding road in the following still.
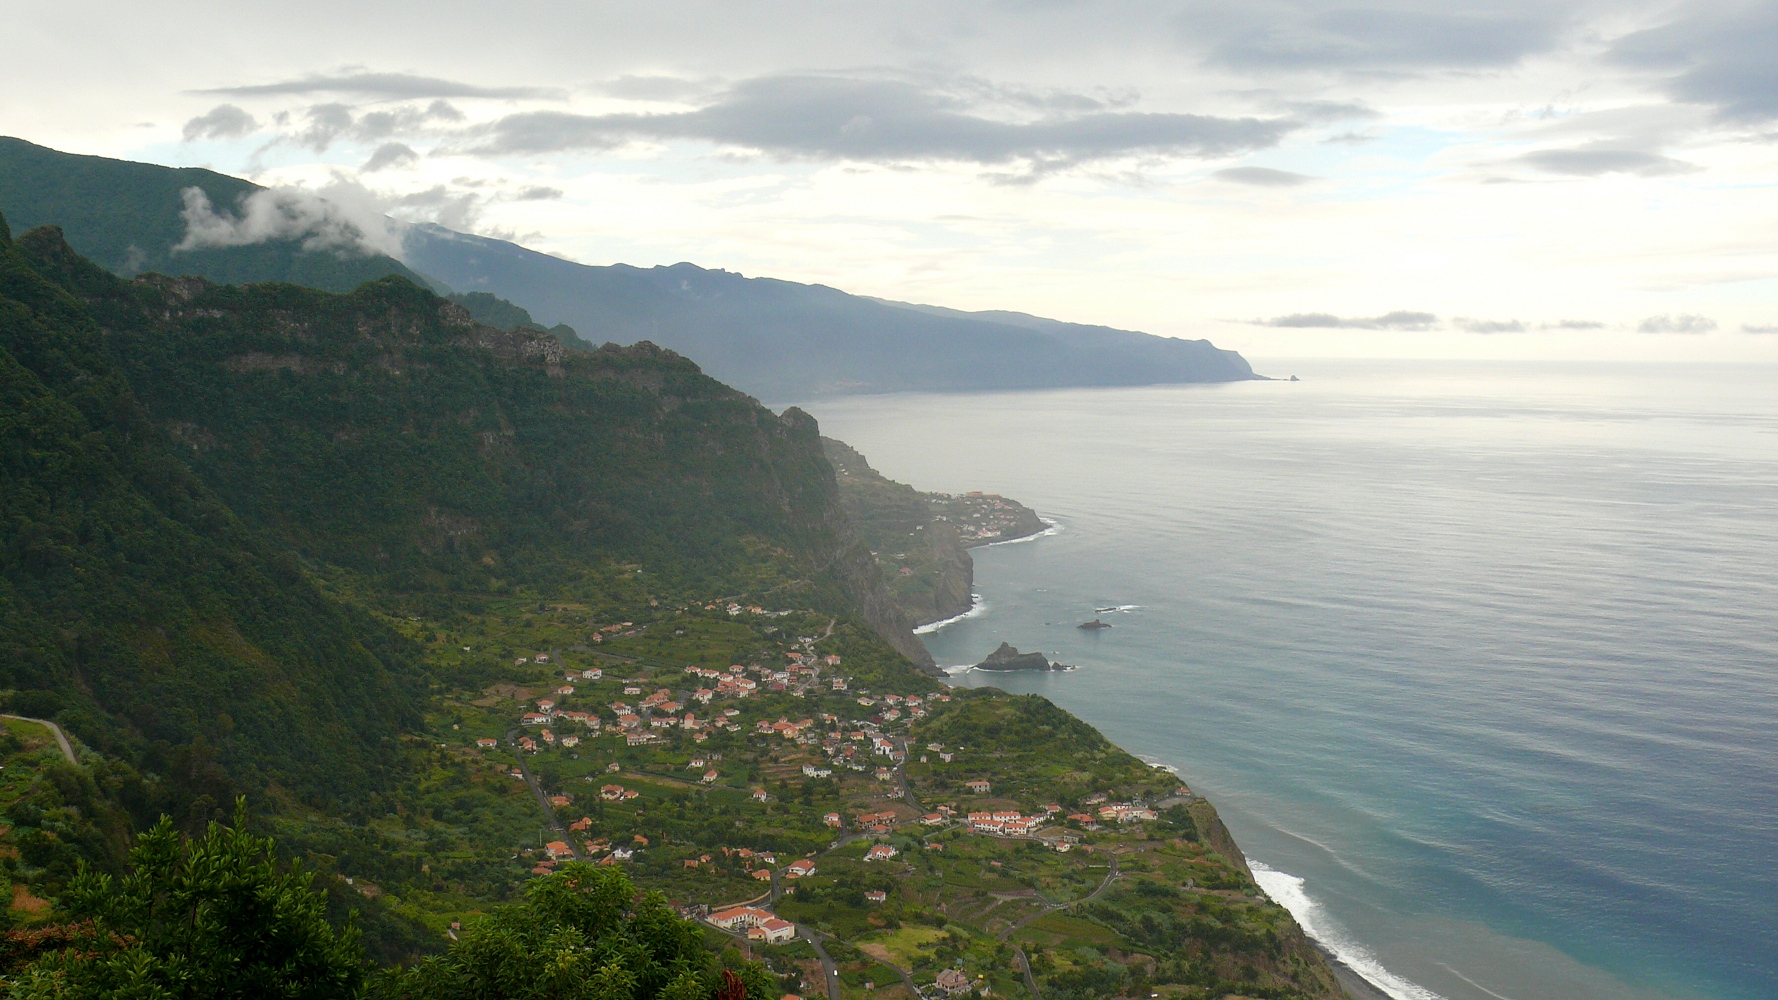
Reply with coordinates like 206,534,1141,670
994,854,1122,1000
1,715,76,764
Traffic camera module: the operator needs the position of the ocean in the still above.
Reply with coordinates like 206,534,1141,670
803,360,1778,1000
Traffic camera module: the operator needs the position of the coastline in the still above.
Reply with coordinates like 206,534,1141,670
1317,945,1395,1000
911,517,1066,632
922,514,1390,1000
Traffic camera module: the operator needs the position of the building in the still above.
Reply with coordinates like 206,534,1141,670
934,969,972,997
784,859,816,878
864,890,887,903
709,906,775,930
864,844,899,862
476,738,498,748
966,780,991,794
750,918,796,944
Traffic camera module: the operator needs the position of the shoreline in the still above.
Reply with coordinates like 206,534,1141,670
920,516,1397,1000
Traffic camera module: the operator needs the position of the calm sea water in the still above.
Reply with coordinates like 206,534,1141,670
804,361,1778,1000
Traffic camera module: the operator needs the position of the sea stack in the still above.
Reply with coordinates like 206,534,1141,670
974,642,1070,671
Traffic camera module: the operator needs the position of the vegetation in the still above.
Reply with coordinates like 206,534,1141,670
3,802,362,999
447,292,592,352
820,438,1044,627
0,209,1339,997
0,137,424,293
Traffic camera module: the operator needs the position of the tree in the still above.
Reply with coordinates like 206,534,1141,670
4,800,363,999
370,864,782,1000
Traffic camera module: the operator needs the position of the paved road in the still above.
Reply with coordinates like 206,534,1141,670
801,929,843,1000
505,727,583,861
1,715,76,764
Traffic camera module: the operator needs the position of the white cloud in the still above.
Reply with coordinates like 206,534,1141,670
1636,314,1717,334
174,184,407,259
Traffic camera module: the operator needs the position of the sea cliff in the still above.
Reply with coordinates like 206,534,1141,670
822,437,1046,627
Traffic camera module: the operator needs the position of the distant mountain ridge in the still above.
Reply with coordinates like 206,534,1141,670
404,223,1262,400
0,137,1263,400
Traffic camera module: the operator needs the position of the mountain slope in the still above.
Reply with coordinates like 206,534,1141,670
0,212,421,805
1,139,1259,401
405,223,1260,400
0,136,424,292
15,222,933,670
822,436,1045,626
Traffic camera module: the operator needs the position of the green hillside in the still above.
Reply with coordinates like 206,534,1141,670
0,136,424,292
0,213,422,814
0,212,1341,998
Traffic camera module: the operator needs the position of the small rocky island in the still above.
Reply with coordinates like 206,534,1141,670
974,642,1072,671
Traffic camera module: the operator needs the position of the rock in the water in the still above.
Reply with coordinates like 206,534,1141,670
975,642,1069,671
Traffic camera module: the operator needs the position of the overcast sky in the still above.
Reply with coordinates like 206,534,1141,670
9,0,1778,361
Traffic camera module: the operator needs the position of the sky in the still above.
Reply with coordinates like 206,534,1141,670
7,0,1778,361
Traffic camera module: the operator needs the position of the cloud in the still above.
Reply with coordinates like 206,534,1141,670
291,100,464,152
1610,4,1778,123
513,185,564,201
362,142,420,172
1323,130,1379,144
455,75,1297,169
1277,99,1381,123
1518,147,1698,177
595,75,719,102
182,104,259,141
1213,166,1314,186
1637,314,1717,334
174,184,406,258
1192,5,1565,72
1744,324,1778,333
1544,319,1605,330
198,71,563,101
1453,318,1525,333
1254,310,1438,330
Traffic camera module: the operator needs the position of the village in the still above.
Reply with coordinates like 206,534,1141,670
427,604,1221,1000
403,599,1319,1000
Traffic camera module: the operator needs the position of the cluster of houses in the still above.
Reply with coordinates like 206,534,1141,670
965,804,1062,837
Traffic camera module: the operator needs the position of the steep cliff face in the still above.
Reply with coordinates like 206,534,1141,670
821,436,1042,628
0,217,421,803
17,224,931,670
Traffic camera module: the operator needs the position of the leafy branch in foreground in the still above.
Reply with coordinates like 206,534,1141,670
369,863,780,1000
3,799,361,999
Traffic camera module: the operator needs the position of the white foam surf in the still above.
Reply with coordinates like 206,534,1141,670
1249,861,1448,1000
913,594,990,634
982,516,1063,546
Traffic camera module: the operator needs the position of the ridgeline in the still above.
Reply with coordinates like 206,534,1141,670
0,210,1345,998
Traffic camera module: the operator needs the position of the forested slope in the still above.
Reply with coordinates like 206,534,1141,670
0,212,421,810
